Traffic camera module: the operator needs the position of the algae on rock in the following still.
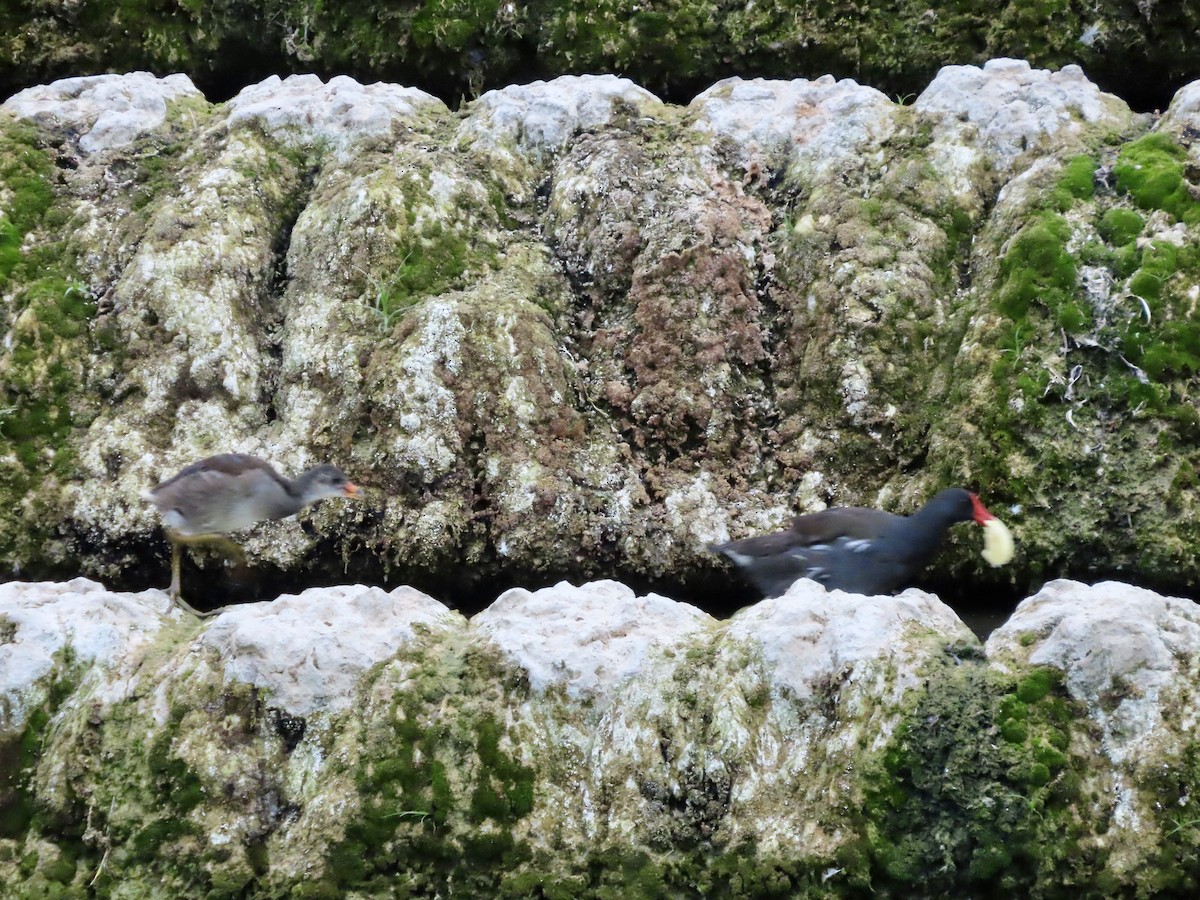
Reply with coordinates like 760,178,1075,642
7,576,1199,896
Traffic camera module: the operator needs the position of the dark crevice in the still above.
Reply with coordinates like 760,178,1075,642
11,537,1194,641
260,153,323,425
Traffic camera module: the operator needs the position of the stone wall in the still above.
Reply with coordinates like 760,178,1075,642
1,62,1199,600
2,576,1197,896
1,0,1194,113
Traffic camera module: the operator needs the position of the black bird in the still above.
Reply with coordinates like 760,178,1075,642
711,488,1011,599
144,453,360,616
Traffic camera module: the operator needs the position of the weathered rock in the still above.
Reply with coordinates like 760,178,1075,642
473,579,714,701
0,62,1197,606
1,72,202,154
915,59,1133,205
586,582,975,860
987,579,1200,886
3,576,1200,896
199,583,464,715
915,63,1196,587
225,74,446,152
457,74,665,199
690,74,896,182
0,0,1191,118
0,578,178,732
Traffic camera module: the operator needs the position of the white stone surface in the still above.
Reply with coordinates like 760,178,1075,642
690,75,896,178
987,579,1200,766
457,74,664,163
916,58,1133,197
224,74,447,147
1157,80,1200,137
6,572,1200,876
726,578,973,705
2,72,202,153
0,578,177,730
199,583,464,715
472,579,714,701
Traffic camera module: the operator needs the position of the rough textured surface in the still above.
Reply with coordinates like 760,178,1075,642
0,0,1194,113
915,59,1134,207
689,74,896,180
987,579,1200,888
473,579,713,700
225,74,447,151
4,63,1200,602
0,578,178,730
3,576,1199,896
199,584,464,714
2,73,203,154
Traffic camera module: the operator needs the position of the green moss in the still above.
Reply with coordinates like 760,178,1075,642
1017,761,1052,787
323,642,537,894
0,119,98,569
1128,240,1179,303
535,0,722,95
998,694,1028,720
1016,668,1054,703
0,126,53,227
355,155,509,332
864,663,1092,895
367,222,473,329
1034,742,1067,770
1120,240,1200,381
0,647,82,840
1113,133,1200,225
39,845,78,885
995,212,1081,328
470,717,535,823
108,709,209,863
147,749,205,814
744,682,771,710
1052,154,1096,209
1141,742,1200,894
129,140,187,211
0,278,94,467
1000,719,1029,744
967,135,1200,575
1097,207,1145,246
0,123,55,291
0,217,21,284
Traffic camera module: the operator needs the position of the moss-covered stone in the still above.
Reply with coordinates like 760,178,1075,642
8,577,1200,895
0,118,91,568
0,64,1194,608
864,664,1097,896
2,0,1195,116
1113,133,1200,225
1097,206,1144,246
229,631,542,897
0,647,82,842
922,113,1200,589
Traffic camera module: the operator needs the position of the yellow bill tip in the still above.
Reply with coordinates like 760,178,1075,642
981,517,1015,566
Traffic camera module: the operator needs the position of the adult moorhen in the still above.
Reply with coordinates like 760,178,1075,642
711,487,1013,599
144,453,360,617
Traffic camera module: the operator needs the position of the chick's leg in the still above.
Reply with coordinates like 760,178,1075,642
164,531,244,618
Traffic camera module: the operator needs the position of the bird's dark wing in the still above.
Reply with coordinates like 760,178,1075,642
787,506,902,544
710,529,809,559
711,507,902,559
152,454,280,492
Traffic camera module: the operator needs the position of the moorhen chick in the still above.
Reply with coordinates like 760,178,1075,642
711,487,1013,599
144,453,360,617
